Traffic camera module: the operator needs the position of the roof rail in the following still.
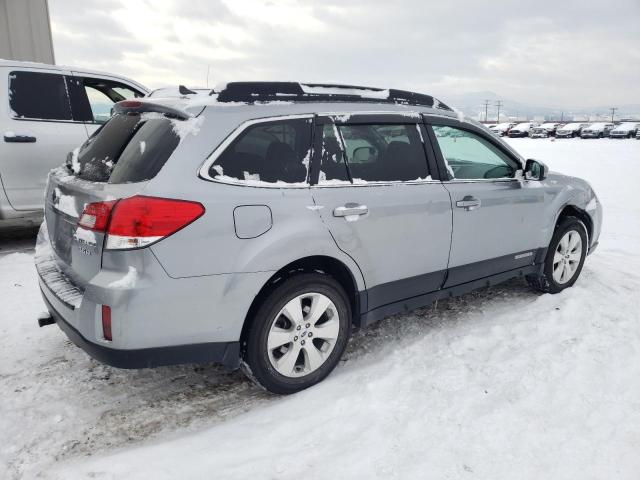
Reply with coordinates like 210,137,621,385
214,82,452,111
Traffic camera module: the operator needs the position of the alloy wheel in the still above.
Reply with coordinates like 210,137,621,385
552,230,582,284
267,293,340,378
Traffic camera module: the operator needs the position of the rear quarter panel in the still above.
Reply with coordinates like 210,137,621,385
146,108,365,289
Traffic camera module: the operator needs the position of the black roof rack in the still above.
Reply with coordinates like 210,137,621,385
213,82,452,111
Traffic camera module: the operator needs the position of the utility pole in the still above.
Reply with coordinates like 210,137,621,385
495,100,503,122
483,100,490,122
610,107,617,123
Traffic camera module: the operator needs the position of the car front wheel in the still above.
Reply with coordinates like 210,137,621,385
528,216,588,293
243,273,351,394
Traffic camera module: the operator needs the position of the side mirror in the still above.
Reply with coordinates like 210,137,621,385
353,146,375,163
524,159,549,181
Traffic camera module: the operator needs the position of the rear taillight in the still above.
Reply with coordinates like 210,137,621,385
77,196,204,250
102,305,112,341
78,200,116,231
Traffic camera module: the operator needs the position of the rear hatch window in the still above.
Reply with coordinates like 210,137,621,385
71,113,180,183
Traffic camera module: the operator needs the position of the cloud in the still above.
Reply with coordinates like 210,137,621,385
48,0,640,108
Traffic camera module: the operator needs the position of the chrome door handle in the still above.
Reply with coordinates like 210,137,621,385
456,197,481,211
333,203,368,217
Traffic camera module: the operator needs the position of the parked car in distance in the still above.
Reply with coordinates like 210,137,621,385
637,129,640,140
609,122,640,139
0,60,148,224
508,122,537,137
541,122,561,136
490,122,516,136
530,126,549,138
556,123,589,138
36,82,602,394
581,122,614,138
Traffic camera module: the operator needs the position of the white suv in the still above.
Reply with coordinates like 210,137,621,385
0,60,147,224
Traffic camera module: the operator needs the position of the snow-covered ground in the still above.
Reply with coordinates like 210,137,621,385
1,138,639,479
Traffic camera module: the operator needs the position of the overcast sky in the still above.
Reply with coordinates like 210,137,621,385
48,0,640,108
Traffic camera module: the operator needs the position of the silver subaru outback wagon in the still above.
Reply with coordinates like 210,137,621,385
36,82,602,394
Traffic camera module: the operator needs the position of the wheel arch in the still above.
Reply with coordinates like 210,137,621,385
555,204,593,244
239,255,364,354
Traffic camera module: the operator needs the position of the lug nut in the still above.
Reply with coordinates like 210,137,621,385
294,336,298,341
305,323,310,328
296,325,301,330
301,340,306,345
308,332,313,338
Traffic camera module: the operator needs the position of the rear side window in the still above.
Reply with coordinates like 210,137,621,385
8,71,73,121
72,113,180,183
326,124,428,182
209,118,312,184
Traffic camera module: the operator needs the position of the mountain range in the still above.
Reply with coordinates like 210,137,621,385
439,91,640,122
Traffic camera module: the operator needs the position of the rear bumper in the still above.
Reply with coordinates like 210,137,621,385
41,287,240,369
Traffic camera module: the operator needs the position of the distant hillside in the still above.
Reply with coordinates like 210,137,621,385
440,91,640,122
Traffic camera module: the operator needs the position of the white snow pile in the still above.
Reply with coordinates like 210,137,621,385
52,188,79,218
1,139,639,479
170,115,204,142
69,147,81,175
300,84,390,99
108,266,138,289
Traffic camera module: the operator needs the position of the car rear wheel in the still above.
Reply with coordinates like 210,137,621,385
243,273,351,394
527,216,587,293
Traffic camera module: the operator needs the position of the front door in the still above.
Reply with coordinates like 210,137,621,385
427,122,546,287
310,115,452,311
2,68,88,211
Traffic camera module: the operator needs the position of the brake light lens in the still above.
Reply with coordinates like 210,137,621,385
117,100,143,108
77,196,204,250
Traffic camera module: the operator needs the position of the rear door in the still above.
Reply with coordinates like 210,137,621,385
310,114,452,311
426,118,546,287
1,68,88,210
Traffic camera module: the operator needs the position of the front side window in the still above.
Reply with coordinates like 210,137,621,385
8,71,73,121
318,123,428,183
80,78,144,124
432,126,519,180
84,86,114,123
210,118,312,184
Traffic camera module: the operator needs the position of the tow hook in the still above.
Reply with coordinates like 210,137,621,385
38,313,55,328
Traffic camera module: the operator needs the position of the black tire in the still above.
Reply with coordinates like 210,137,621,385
243,273,351,394
527,216,588,294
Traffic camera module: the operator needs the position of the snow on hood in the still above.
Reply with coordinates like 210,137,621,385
558,123,584,131
584,123,608,130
